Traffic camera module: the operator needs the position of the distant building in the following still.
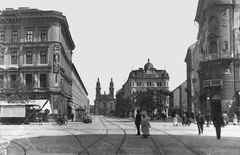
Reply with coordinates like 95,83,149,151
170,80,187,117
71,64,89,121
94,78,115,115
185,43,200,115
117,59,170,117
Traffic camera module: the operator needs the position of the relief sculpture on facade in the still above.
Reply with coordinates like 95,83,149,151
222,11,228,29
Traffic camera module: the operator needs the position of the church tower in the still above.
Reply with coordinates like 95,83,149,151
96,78,101,98
109,78,114,98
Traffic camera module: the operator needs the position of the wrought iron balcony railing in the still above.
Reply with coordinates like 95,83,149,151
203,79,223,87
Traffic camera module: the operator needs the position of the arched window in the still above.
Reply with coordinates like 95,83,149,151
223,41,228,52
209,16,217,30
210,41,217,54
211,94,221,100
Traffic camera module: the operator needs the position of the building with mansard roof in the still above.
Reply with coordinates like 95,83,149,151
117,59,170,117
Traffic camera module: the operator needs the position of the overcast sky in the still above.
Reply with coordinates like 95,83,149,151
1,0,199,105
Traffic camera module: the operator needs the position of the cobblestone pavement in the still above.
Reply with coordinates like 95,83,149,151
0,116,239,155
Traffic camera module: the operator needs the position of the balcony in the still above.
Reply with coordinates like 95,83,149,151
200,52,234,62
203,79,223,87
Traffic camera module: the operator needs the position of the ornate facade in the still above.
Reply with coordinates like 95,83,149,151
0,7,75,117
118,59,170,117
94,78,115,115
186,0,240,119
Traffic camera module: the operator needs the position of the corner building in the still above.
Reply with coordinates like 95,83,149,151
120,59,170,117
193,0,240,118
0,8,75,116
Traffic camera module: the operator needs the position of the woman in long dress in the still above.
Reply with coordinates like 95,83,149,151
173,113,179,126
141,114,150,138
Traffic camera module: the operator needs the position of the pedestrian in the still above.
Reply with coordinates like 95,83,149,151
205,110,211,127
162,112,166,122
233,113,237,126
135,110,141,136
141,114,150,138
71,113,74,121
196,111,205,135
173,112,179,126
213,113,224,139
182,113,188,126
39,115,42,125
222,113,228,127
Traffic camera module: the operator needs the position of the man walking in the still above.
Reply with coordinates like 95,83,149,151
206,110,211,127
135,110,141,136
71,113,74,121
196,111,205,135
213,113,224,139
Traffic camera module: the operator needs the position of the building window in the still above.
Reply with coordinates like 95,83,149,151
0,75,3,81
41,30,47,42
209,16,217,30
147,82,152,87
26,51,33,64
40,51,47,64
27,30,33,42
137,82,142,87
157,82,162,87
40,74,47,87
10,74,17,81
0,31,4,43
11,52,17,64
210,41,217,54
0,50,4,65
25,74,33,85
12,31,18,43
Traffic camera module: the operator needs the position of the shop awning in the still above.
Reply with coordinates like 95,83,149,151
32,100,51,113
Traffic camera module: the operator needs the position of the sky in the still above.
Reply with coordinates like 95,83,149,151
1,0,199,105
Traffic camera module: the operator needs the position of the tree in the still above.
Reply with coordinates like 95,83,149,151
131,88,171,113
0,78,35,103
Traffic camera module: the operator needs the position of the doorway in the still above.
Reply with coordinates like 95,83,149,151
211,100,221,117
211,94,221,118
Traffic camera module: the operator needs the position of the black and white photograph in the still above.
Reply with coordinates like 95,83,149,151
0,0,240,154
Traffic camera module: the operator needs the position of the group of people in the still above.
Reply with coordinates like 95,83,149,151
135,110,151,138
135,109,237,140
196,111,234,139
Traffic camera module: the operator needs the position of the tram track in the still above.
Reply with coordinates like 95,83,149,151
1,138,27,155
3,116,206,155
110,118,205,155
46,116,129,155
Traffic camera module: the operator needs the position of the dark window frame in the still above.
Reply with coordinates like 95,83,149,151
40,29,47,42
26,51,33,64
12,31,18,43
40,51,47,64
0,31,4,43
26,30,33,42
40,74,47,87
11,52,17,64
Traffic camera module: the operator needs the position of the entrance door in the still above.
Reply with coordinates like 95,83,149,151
211,100,221,117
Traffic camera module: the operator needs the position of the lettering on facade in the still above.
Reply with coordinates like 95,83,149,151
53,45,60,73
0,44,4,65
144,74,156,78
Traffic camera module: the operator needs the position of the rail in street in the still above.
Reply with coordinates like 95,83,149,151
1,116,240,155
